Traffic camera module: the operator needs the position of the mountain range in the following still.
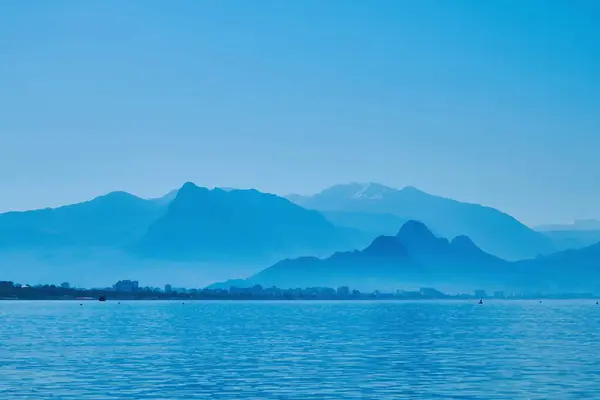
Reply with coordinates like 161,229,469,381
134,182,349,261
213,220,513,292
0,183,355,286
214,220,599,293
287,183,555,261
0,181,598,290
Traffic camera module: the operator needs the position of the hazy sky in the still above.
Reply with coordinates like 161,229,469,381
1,0,598,225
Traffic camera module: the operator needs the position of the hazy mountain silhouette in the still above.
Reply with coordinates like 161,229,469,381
287,182,554,260
0,191,166,249
516,241,600,292
135,182,350,261
0,183,360,286
534,220,600,251
541,230,600,251
216,220,511,291
396,220,504,266
533,241,600,272
1,181,595,291
396,220,511,286
536,219,600,232
237,233,418,291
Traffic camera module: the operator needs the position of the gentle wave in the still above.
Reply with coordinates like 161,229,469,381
1,300,599,399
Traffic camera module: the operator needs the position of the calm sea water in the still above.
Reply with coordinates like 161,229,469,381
1,300,599,399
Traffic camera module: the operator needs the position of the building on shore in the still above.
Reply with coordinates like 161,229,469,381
114,280,139,293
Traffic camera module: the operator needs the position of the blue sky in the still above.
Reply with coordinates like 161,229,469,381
1,0,598,225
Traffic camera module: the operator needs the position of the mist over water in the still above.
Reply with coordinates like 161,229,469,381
1,300,599,399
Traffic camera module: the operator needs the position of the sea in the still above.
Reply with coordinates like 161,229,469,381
1,300,599,399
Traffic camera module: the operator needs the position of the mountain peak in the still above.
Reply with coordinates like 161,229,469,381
136,184,348,261
450,235,477,250
316,182,397,201
94,191,139,200
175,182,212,199
397,220,436,240
399,186,426,196
180,181,200,191
350,182,396,200
86,191,149,207
395,220,452,257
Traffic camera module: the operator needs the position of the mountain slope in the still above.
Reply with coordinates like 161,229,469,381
516,241,600,292
287,183,554,260
541,230,600,251
0,192,166,249
135,182,350,261
535,219,600,251
220,220,511,291
535,219,600,232
243,234,418,290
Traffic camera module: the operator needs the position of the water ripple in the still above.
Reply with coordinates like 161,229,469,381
1,300,599,399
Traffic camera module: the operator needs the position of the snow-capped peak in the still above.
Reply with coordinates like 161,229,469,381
351,183,395,200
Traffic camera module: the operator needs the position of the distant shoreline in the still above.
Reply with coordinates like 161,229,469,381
2,281,597,301
2,296,598,301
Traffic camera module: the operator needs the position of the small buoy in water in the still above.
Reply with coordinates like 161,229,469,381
539,301,542,304
118,302,121,305
478,299,483,305
80,303,82,306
